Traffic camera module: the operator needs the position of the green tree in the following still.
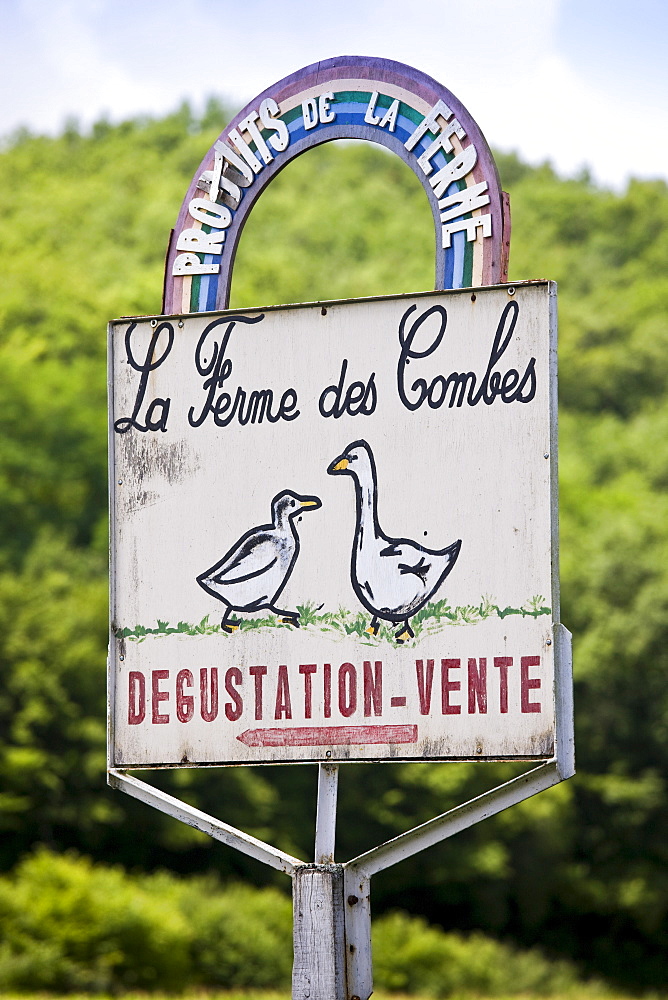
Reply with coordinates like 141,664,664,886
1,110,668,989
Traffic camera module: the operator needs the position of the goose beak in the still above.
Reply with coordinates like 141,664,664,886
328,456,349,475
299,495,322,510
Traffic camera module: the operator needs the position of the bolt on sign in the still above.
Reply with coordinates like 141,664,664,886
109,280,558,768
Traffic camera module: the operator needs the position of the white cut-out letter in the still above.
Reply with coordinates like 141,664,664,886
259,98,289,152
441,215,492,248
302,98,318,130
318,92,336,124
188,197,233,228
438,181,490,223
429,145,478,199
378,99,399,132
404,99,454,151
172,253,220,275
364,92,381,125
176,228,226,255
228,127,262,174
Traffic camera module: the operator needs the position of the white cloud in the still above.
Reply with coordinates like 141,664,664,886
0,0,665,187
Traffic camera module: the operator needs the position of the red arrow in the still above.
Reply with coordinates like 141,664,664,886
237,724,418,747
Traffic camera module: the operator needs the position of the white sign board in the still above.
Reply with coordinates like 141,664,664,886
109,281,558,768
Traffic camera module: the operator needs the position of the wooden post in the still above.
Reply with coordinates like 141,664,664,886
314,764,339,863
344,869,373,1000
292,864,346,1000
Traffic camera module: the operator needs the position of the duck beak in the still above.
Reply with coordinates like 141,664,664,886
299,495,322,511
328,456,349,475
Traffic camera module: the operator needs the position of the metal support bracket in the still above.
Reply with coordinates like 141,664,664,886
107,769,302,875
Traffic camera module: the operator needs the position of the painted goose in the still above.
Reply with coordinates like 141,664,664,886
197,490,321,632
328,440,461,642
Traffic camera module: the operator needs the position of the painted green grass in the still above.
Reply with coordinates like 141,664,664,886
116,596,551,644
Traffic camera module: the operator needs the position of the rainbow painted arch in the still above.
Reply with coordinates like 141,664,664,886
163,56,509,316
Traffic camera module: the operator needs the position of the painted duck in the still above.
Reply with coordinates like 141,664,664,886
328,440,461,642
197,490,321,632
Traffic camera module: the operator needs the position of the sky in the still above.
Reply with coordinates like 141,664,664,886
0,0,666,189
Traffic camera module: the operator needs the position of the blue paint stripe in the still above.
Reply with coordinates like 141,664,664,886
280,104,462,293
198,271,209,311
451,230,465,289
206,261,218,310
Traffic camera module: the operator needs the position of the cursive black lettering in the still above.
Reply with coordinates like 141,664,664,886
397,304,448,411
396,300,536,412
188,313,300,428
319,359,377,418
114,322,173,433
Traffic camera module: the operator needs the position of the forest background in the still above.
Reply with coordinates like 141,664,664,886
0,99,667,993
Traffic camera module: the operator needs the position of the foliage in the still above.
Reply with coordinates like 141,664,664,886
0,109,668,989
0,849,290,992
372,911,582,998
0,850,589,996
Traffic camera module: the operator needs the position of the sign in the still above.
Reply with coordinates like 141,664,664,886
109,280,558,768
163,55,510,315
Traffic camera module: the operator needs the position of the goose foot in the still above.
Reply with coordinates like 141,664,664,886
366,617,380,636
394,622,415,644
270,605,301,627
220,612,241,634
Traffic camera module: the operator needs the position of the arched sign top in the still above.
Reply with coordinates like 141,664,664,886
163,55,510,315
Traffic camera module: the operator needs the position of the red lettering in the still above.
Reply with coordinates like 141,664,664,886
441,658,461,715
152,669,170,724
324,663,332,718
416,659,434,714
249,665,266,720
299,664,317,718
521,655,541,713
494,657,512,713
200,667,219,722
176,669,194,722
224,667,243,721
274,664,292,719
363,660,382,716
128,671,146,725
468,658,487,714
339,662,357,718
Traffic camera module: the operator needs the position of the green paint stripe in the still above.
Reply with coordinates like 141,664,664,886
332,89,372,104
463,237,473,287
190,273,201,311
281,106,302,125
400,104,423,126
